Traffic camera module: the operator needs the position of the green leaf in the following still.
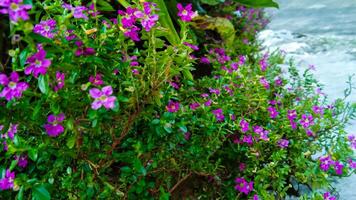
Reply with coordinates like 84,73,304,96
19,47,29,68
32,185,51,200
17,186,25,200
96,0,115,11
152,0,180,45
28,148,38,161
163,123,173,133
178,124,188,133
66,135,76,149
200,0,222,5
235,0,279,8
29,32,53,44
38,75,50,95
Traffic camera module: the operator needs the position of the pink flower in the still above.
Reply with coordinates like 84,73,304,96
44,113,65,137
0,72,28,101
25,46,51,78
166,100,180,113
177,3,196,22
89,74,104,86
89,86,117,110
234,177,254,195
33,19,57,38
204,99,212,107
0,0,32,22
53,71,65,92
348,159,356,169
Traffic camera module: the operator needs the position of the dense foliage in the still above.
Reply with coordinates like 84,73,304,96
0,0,355,199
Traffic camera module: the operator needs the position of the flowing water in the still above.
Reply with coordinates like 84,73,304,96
258,0,356,199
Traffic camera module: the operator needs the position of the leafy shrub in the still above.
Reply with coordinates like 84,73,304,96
0,0,355,199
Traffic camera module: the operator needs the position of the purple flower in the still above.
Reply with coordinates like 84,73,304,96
0,72,28,101
123,25,141,41
170,82,180,89
306,129,314,137
189,102,200,110
25,46,51,78
73,6,88,20
323,192,336,200
234,177,254,195
287,110,297,121
89,74,104,86
6,123,18,140
74,41,96,56
88,3,99,17
348,159,356,169
200,57,210,64
312,105,324,115
204,99,212,107
65,29,76,41
44,113,65,137
334,161,344,175
319,155,334,171
299,114,314,129
0,0,32,22
240,119,249,133
260,77,269,89
267,106,278,119
253,194,259,200
33,19,57,38
89,86,117,110
183,42,199,51
259,54,268,71
290,120,297,129
231,114,236,121
277,139,289,148
239,163,246,171
53,71,65,92
134,2,159,32
243,135,253,145
15,155,28,168
212,108,225,122
166,100,180,113
0,169,15,190
275,77,283,86
177,3,196,22
209,88,220,95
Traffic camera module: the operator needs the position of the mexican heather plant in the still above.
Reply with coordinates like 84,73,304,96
0,0,355,199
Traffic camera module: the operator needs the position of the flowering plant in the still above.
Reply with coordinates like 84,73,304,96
0,0,355,199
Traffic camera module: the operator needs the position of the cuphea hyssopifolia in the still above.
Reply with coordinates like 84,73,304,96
0,0,355,199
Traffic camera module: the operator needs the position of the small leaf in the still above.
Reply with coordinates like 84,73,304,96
97,0,115,11
28,148,38,161
235,0,279,8
66,135,76,149
38,75,50,94
32,185,51,200
19,47,29,68
163,123,173,133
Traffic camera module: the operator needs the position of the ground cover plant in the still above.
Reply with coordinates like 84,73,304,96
0,0,355,199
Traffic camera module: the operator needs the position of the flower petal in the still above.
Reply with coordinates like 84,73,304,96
89,88,102,98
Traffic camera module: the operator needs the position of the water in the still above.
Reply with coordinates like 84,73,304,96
258,0,356,199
